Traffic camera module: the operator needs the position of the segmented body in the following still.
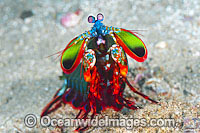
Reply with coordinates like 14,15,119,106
41,13,158,131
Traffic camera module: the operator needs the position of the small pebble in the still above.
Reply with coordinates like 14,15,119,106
24,18,32,24
155,41,168,49
60,10,83,28
20,10,34,20
21,26,29,33
44,88,49,91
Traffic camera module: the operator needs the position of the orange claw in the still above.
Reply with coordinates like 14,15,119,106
84,69,91,82
120,65,128,77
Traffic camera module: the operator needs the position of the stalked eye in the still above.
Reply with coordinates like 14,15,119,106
88,16,95,23
97,13,104,21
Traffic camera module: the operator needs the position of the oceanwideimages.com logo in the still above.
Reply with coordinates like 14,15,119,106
24,114,178,129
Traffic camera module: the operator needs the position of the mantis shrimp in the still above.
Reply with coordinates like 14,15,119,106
41,13,158,131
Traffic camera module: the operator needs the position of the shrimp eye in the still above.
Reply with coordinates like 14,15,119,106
88,16,95,23
97,13,104,21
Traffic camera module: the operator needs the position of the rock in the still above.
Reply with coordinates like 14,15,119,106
20,10,34,20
